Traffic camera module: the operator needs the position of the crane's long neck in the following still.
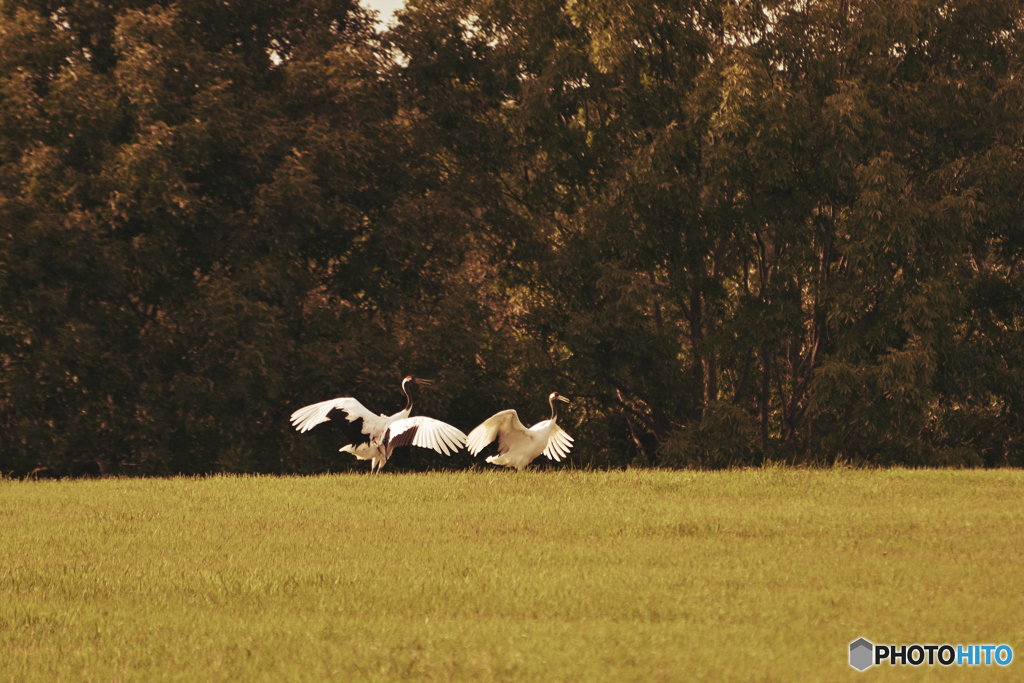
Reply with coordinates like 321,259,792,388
402,381,414,412
549,397,559,422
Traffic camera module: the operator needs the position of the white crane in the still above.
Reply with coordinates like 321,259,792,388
466,392,574,471
290,376,466,473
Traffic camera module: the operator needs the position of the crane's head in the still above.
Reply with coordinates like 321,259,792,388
550,392,570,404
401,377,432,409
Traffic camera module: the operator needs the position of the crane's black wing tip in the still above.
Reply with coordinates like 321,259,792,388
476,440,504,458
325,409,372,445
386,424,419,450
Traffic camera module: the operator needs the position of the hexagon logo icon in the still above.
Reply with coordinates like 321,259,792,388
850,638,874,671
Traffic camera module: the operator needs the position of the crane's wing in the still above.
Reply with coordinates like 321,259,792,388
466,409,527,456
543,423,574,462
384,416,468,456
289,397,387,445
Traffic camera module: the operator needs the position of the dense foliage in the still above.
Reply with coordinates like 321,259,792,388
2,0,1022,475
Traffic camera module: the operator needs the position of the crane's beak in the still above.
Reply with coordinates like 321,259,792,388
556,395,571,404
413,378,433,387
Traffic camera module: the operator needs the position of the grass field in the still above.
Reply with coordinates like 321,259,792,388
1,468,1022,681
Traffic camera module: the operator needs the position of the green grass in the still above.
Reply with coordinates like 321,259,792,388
2,469,1022,681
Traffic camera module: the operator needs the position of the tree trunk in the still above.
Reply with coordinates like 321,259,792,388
760,346,771,453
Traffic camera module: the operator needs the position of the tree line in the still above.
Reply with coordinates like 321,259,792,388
1,0,1022,475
